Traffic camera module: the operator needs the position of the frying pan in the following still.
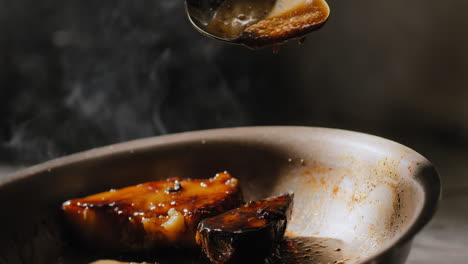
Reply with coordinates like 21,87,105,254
0,126,440,264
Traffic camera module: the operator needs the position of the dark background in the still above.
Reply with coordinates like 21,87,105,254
1,0,467,163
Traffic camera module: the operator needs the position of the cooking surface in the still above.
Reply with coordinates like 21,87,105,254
0,142,464,264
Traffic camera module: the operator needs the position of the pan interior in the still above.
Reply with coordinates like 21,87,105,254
0,128,426,264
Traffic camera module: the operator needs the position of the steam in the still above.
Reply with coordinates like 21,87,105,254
1,0,250,163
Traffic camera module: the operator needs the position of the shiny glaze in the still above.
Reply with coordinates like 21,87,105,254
205,0,276,39
196,193,293,264
62,172,243,251
240,0,330,48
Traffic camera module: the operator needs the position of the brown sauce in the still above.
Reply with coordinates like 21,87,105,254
204,0,330,49
206,0,276,39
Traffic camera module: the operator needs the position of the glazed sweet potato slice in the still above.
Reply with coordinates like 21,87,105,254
196,193,294,264
62,172,243,251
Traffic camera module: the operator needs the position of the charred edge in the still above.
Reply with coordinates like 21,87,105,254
237,19,329,50
165,180,182,193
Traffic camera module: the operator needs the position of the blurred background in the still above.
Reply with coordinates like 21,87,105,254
0,0,467,263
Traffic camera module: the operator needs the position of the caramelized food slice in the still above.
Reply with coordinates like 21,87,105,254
239,0,330,48
196,193,294,264
62,172,243,251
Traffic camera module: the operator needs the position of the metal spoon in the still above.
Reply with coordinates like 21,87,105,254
185,0,330,49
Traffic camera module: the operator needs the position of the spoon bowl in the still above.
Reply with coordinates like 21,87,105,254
185,0,330,48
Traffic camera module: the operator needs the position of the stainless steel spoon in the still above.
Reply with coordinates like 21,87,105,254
185,0,330,49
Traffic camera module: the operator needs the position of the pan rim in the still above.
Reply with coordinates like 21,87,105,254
1,126,440,263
